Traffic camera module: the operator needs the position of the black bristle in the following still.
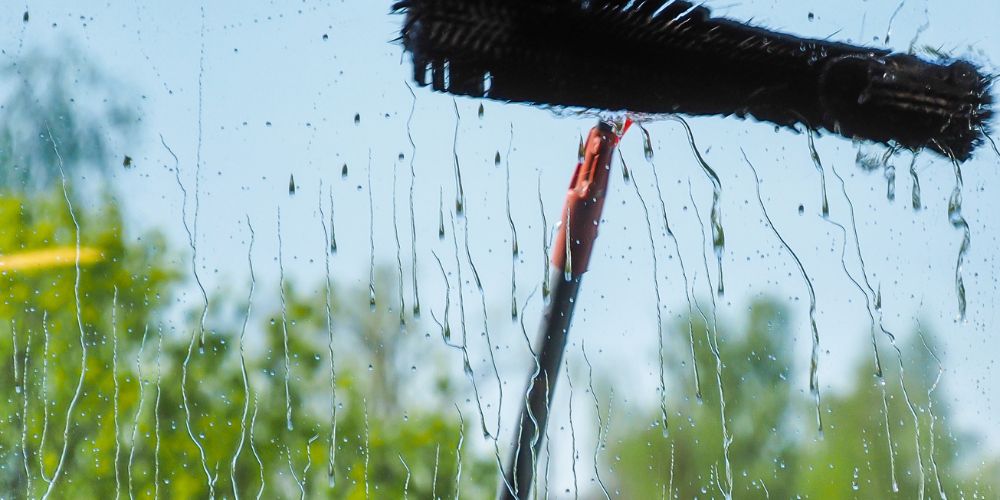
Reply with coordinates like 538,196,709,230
395,0,993,161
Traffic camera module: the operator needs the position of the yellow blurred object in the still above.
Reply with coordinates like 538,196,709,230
0,246,103,272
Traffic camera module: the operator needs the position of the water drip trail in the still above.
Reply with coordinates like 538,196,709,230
431,251,455,344
318,186,339,486
41,126,90,500
231,217,256,500
452,100,466,215
915,320,947,500
112,287,122,500
909,154,921,210
538,175,551,300
127,325,149,500
645,145,703,402
806,129,831,217
947,160,970,319
459,201,512,484
20,323,32,498
454,405,465,499
399,455,411,499
512,288,542,497
460,201,505,440
668,118,726,295
438,187,446,239
162,134,214,494
506,124,520,320
249,397,265,499
277,207,294,431
432,444,440,499
627,170,672,433
392,156,407,326
328,188,338,253
363,399,370,499
689,185,734,499
828,156,930,495
582,343,612,500
38,312,50,484
368,151,377,310
826,162,899,491
566,359,580,500
744,153,824,434
449,214,493,440
154,327,163,498
193,7,208,349
405,83,421,317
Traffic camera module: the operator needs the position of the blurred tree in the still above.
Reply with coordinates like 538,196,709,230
606,299,998,498
0,190,494,498
0,45,137,189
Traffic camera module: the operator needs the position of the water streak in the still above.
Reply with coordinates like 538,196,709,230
506,125,520,320
582,343,612,499
628,171,672,432
948,160,970,319
38,313,50,483
566,359,580,500
909,154,921,210
405,83,421,317
431,251,455,343
41,126,91,500
670,118,726,295
20,323,32,498
277,207,295,431
368,151,377,310
452,101,466,215
438,187,446,239
806,129,830,217
231,217,257,499
392,157,407,326
827,162,899,490
112,287,122,499
127,325,149,500
538,175,551,300
249,397,265,499
162,134,214,494
318,187,339,486
689,186,734,499
454,405,465,499
744,153,824,434
399,455,411,499
916,320,948,500
154,327,162,498
646,150,703,402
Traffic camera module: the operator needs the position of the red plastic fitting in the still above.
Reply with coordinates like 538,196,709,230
551,121,619,277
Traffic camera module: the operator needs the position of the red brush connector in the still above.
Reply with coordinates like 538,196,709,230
551,121,620,277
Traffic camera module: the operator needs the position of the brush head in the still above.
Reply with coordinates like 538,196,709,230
395,0,993,161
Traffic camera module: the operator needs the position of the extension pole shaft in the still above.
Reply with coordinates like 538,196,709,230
501,120,619,500
502,271,581,499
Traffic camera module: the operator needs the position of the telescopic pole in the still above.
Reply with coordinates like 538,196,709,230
501,119,622,500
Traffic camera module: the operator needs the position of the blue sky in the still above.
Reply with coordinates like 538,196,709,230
6,0,1000,492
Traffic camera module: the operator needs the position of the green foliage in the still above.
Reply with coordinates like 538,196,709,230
607,299,998,498
0,189,493,498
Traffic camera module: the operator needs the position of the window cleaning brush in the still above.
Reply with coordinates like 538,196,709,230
394,0,993,161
